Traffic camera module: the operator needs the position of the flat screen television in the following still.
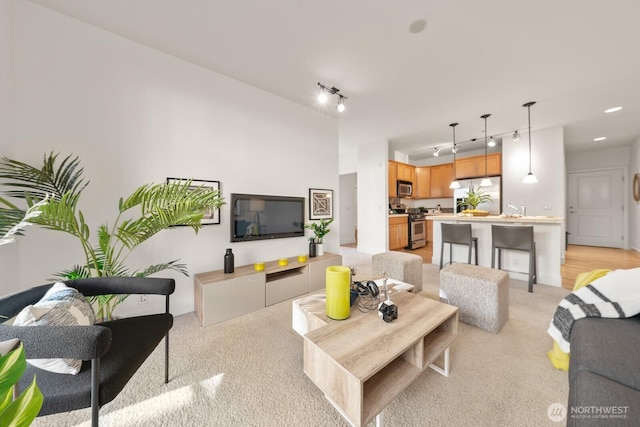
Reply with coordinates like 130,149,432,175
230,193,305,242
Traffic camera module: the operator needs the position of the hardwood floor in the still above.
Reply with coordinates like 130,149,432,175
393,243,640,290
560,244,640,289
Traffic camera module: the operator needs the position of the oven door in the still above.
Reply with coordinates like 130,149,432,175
409,220,426,249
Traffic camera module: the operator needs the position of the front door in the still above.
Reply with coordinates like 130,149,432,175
567,169,624,248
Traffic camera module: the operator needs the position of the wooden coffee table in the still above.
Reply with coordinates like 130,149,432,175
293,288,458,427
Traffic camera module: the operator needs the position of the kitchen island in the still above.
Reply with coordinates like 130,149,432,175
431,215,565,286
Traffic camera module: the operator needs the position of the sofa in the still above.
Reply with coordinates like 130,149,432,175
567,315,640,426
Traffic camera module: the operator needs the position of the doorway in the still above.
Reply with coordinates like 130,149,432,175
567,168,625,248
339,173,357,246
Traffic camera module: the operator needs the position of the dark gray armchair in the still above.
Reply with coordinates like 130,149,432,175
0,276,175,427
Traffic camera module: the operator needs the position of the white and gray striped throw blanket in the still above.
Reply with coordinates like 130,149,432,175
548,268,640,353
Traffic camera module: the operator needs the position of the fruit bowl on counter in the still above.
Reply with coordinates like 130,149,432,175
461,209,490,217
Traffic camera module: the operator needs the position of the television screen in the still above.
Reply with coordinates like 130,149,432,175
230,193,305,242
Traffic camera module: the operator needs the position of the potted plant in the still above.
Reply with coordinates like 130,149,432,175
305,218,333,256
0,204,46,426
0,341,43,426
0,152,225,321
457,186,492,213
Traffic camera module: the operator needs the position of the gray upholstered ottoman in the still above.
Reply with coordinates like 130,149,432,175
440,263,509,333
372,252,423,292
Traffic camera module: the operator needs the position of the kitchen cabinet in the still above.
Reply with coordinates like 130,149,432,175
430,163,454,198
415,166,431,198
455,153,501,179
388,161,397,197
426,219,433,246
389,215,409,250
396,162,415,182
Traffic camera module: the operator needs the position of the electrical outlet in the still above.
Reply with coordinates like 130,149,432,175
138,294,149,305
543,203,552,210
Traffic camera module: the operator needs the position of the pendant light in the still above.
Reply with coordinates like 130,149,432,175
449,123,460,189
480,114,493,187
522,101,538,183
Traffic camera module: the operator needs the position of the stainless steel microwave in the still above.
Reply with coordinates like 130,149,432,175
397,180,412,197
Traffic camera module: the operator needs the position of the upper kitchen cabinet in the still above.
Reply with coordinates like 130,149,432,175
388,161,398,197
430,163,454,198
389,161,415,198
415,167,431,199
455,153,501,179
396,162,415,182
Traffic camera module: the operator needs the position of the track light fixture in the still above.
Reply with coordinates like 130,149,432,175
488,136,496,147
512,130,520,142
449,123,460,189
317,82,348,113
433,147,440,157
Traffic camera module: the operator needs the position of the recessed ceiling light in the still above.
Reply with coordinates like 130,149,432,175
409,19,427,34
604,106,623,113
594,137,607,142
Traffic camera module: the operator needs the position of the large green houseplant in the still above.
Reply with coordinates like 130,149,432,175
0,153,225,320
0,341,43,427
0,205,46,426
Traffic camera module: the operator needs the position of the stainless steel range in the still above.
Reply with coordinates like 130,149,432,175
406,208,426,250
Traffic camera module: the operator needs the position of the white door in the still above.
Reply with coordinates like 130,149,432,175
567,169,624,248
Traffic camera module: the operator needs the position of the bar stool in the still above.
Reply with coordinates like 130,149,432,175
439,223,478,270
491,225,537,292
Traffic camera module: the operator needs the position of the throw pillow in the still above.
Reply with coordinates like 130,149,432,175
11,282,96,374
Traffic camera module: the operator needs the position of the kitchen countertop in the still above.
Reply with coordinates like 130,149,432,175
388,213,408,217
429,214,564,224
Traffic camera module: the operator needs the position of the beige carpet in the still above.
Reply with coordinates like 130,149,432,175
33,263,571,427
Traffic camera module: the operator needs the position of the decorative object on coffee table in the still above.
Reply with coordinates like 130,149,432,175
325,266,351,320
372,251,423,292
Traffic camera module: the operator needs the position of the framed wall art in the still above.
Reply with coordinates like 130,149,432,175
166,177,221,225
309,188,333,220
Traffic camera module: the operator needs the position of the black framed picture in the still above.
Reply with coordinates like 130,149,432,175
309,188,333,220
166,178,221,225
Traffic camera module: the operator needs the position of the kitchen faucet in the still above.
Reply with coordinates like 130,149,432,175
507,203,527,216
507,203,521,214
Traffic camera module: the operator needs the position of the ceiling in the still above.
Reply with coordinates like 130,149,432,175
28,0,640,161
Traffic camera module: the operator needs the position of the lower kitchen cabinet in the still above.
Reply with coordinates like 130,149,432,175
389,215,409,250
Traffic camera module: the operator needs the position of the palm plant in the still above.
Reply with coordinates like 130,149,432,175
0,152,225,320
0,341,43,427
457,186,492,211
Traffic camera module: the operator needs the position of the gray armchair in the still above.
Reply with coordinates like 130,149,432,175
0,277,175,427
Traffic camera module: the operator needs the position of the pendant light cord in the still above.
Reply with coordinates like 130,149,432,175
527,104,532,174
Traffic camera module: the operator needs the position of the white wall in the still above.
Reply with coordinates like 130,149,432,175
357,140,388,254
502,126,566,217
566,146,630,172
0,0,19,291
502,126,566,253
7,1,339,316
339,173,357,245
630,138,640,252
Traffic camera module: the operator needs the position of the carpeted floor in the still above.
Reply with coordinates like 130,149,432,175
33,260,571,427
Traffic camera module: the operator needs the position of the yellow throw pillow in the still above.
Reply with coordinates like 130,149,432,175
547,341,570,371
573,269,611,291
